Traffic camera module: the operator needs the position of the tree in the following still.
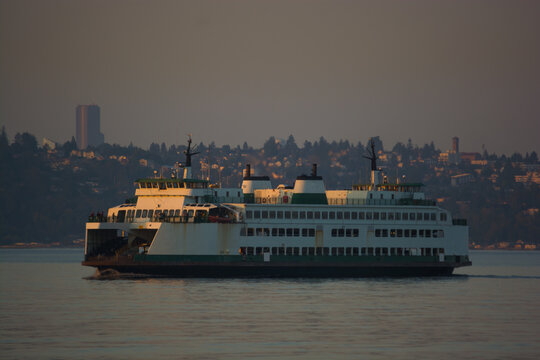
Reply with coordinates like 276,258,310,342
263,137,278,157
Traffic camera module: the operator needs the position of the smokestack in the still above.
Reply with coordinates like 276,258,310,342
311,164,317,177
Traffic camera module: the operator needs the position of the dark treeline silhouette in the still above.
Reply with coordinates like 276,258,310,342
0,128,538,248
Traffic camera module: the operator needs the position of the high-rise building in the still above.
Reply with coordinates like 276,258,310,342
452,136,459,153
76,105,104,149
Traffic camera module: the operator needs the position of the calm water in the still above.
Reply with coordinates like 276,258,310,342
1,249,539,359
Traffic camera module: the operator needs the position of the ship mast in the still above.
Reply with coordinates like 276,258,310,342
182,135,200,179
363,139,381,187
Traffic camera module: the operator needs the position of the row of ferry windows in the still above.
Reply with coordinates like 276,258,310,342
246,210,447,222
139,182,206,189
241,228,316,237
239,246,445,256
128,209,181,218
375,229,445,238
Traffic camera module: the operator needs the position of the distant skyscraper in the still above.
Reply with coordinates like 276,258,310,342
76,105,104,149
452,136,459,153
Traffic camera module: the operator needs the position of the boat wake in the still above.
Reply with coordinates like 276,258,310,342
85,268,157,280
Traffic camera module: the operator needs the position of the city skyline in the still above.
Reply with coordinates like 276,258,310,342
1,0,539,155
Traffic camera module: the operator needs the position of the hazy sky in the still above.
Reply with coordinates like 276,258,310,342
1,0,539,154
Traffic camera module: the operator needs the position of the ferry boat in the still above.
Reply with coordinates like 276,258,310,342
82,138,471,277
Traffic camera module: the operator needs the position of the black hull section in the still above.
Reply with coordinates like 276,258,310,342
83,260,466,278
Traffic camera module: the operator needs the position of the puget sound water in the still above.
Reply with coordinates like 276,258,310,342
1,249,539,359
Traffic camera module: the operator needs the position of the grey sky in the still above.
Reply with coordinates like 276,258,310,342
1,0,539,154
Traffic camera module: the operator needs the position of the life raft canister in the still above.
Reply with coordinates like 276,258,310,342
283,195,288,203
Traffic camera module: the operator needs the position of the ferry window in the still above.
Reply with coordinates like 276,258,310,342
323,247,330,255
300,211,306,219
382,248,388,255
353,248,359,256
421,213,427,221
375,247,381,256
142,210,148,218
366,212,372,220
391,194,394,200
375,229,381,237
380,194,384,200
370,193,373,199
430,213,436,221
286,228,293,236
285,211,291,219
254,210,260,219
388,212,394,220
380,212,387,220
174,209,180,216
419,230,424,237
361,247,367,255
396,212,401,221
346,229,352,237
277,211,283,219
382,229,388,237
409,213,415,220
307,211,313,219
425,230,431,238
373,212,379,220
269,211,276,219
294,228,299,237
316,247,324,256
140,183,146,189
279,228,285,236
344,212,350,220
404,229,410,237
397,248,403,256
353,229,359,237
337,212,343,220
294,247,300,255
308,247,315,256
159,182,166,190
156,210,162,217
359,212,365,220
367,248,374,255
279,247,286,255
332,229,338,237
256,247,263,255
173,182,179,188
272,228,278,236
314,212,321,219
329,212,335,220
338,229,345,237
247,247,254,255
167,182,172,188
301,247,308,255
247,228,254,236
432,229,438,238
351,212,357,220
246,211,252,219
308,229,315,237
147,183,152,188
411,229,417,238
322,212,328,220
439,230,444,238
346,247,353,256
331,248,338,256
397,229,403,237
256,228,264,236
292,211,298,219
390,229,396,237
338,247,345,256
272,247,278,255
136,210,142,218
263,247,270,253
286,247,294,256
163,210,169,216
226,191,230,197
440,213,447,221
262,211,268,219
302,228,308,237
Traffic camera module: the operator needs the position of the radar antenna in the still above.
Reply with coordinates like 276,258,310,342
183,134,200,167
363,139,378,171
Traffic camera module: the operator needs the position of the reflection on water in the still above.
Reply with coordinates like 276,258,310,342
1,249,539,359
